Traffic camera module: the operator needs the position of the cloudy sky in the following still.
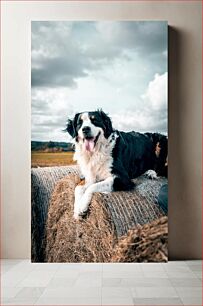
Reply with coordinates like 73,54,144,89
31,21,168,142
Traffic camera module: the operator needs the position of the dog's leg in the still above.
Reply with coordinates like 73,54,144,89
74,176,114,218
73,180,94,219
74,185,87,219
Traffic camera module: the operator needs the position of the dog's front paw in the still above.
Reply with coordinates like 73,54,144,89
73,206,88,220
73,210,84,220
73,198,89,219
73,210,88,220
77,193,90,216
73,185,93,219
145,170,158,179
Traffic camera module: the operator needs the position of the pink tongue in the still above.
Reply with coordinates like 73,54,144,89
84,139,95,152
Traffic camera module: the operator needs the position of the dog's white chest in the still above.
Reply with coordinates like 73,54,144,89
89,152,113,181
74,141,114,183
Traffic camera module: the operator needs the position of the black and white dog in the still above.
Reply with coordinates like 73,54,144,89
66,110,167,219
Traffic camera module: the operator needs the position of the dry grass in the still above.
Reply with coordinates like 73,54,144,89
31,151,76,168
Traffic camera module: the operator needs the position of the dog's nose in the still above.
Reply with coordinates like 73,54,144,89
82,126,91,134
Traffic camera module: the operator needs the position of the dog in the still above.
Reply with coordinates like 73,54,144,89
65,110,167,219
144,132,168,178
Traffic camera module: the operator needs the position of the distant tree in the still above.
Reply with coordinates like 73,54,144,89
48,141,55,148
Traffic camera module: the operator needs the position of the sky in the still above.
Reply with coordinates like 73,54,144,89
31,21,168,142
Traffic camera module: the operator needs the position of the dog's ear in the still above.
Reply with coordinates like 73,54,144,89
99,109,113,138
65,119,75,138
64,113,80,138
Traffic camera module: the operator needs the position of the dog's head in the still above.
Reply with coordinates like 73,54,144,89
65,110,113,152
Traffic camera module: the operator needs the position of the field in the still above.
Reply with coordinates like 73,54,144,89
31,151,76,168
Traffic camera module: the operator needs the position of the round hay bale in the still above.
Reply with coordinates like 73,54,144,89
31,165,79,262
111,216,168,262
45,175,115,262
45,174,167,262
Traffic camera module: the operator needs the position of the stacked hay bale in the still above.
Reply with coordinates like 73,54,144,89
45,174,168,263
31,165,79,262
111,216,168,262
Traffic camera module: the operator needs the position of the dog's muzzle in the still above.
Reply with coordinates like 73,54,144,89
83,131,101,152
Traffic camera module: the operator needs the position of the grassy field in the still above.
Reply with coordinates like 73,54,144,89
31,151,76,168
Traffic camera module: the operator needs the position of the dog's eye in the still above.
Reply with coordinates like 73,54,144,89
90,116,96,121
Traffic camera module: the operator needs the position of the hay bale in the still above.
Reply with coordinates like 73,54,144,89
111,216,168,262
45,175,115,262
31,165,79,262
45,174,167,262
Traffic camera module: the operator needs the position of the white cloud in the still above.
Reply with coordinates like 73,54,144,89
31,72,168,141
96,21,167,55
31,21,168,141
31,21,167,88
111,108,167,134
141,72,167,111
111,72,168,134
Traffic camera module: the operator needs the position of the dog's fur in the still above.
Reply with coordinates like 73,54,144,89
65,110,167,219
